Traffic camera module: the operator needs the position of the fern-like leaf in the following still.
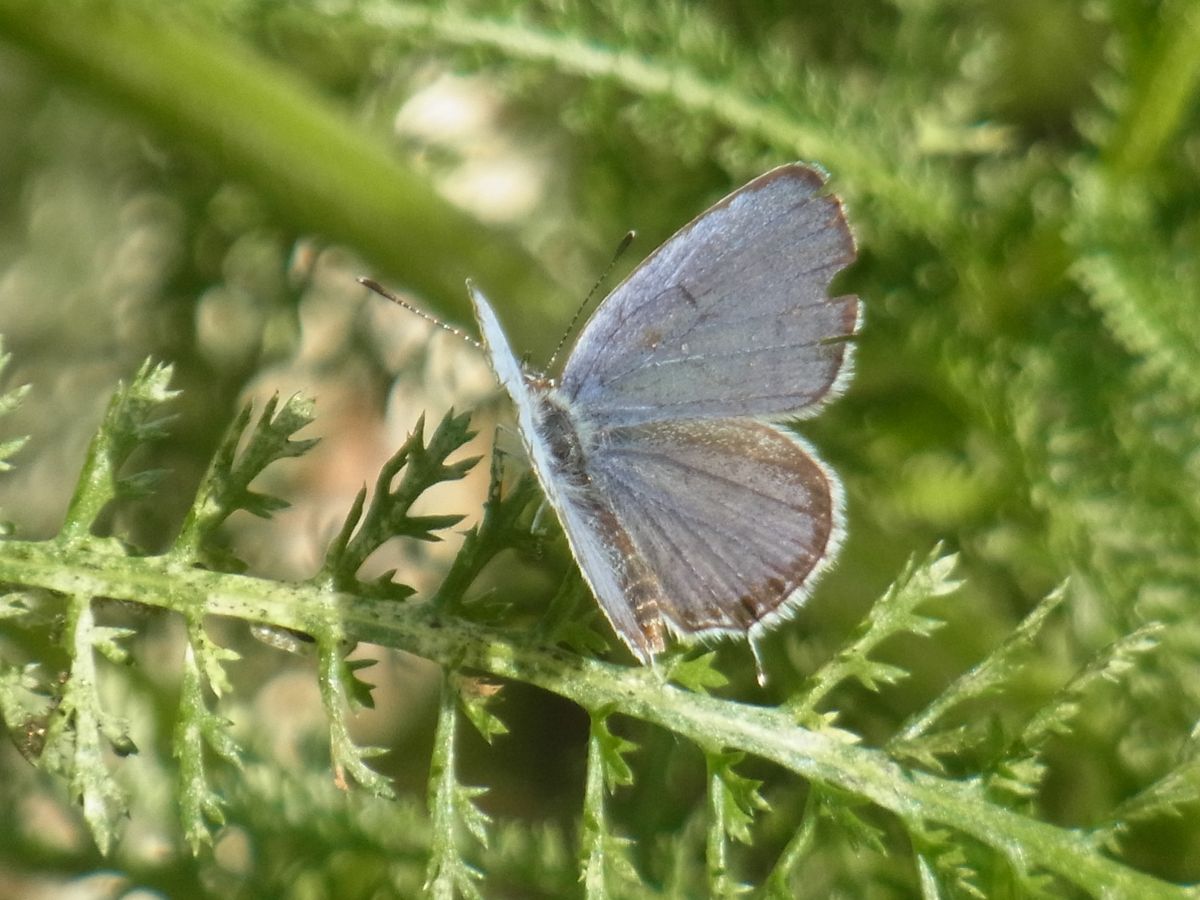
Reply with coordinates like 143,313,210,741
909,824,985,900
579,709,639,898
665,650,730,694
989,622,1163,804
426,671,491,900
1096,719,1200,850
789,548,960,723
455,672,509,745
37,600,130,853
534,570,610,656
431,452,540,616
173,392,318,565
317,634,393,797
58,359,178,546
706,749,767,896
174,637,243,853
363,1,961,242
322,409,477,596
1070,169,1200,405
889,583,1069,768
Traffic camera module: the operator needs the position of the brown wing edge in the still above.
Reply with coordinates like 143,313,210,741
647,422,848,651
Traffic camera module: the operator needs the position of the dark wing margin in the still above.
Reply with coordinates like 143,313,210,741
560,164,860,428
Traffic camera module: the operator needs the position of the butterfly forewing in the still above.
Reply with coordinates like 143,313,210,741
560,164,860,429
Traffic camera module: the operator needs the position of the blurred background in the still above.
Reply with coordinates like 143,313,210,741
0,0,1198,896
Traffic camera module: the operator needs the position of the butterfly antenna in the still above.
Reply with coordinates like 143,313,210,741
358,277,481,350
546,230,636,371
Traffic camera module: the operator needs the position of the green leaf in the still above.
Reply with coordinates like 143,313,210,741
534,571,610,656
1097,720,1200,848
431,455,541,617
989,622,1164,803
580,711,640,899
37,599,129,854
665,650,730,693
910,824,985,900
890,583,1069,759
790,548,960,722
321,409,477,595
455,673,509,744
317,636,393,798
59,359,179,543
175,638,243,853
706,749,768,896
814,787,887,855
426,671,489,900
174,393,318,563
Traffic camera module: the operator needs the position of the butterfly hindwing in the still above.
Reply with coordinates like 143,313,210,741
589,417,841,637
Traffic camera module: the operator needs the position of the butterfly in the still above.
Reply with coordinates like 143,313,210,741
466,164,860,663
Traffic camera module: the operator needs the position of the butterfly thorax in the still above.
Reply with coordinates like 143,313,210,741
530,385,593,491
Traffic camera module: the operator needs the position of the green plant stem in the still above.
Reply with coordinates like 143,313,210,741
0,539,1188,898
0,0,550,327
1105,2,1200,176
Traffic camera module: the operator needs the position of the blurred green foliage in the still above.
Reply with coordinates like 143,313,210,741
0,0,1198,896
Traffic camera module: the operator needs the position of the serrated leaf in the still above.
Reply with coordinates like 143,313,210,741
666,650,730,693
984,628,1161,801
317,638,393,798
427,672,489,900
815,787,887,854
891,583,1068,749
889,724,979,772
174,393,318,562
535,572,609,656
790,548,960,721
342,655,378,711
91,625,136,664
990,622,1164,800
580,711,640,899
429,458,542,616
457,782,492,845
187,617,240,698
455,674,509,744
1100,722,1200,839
708,749,767,846
591,710,636,793
910,825,986,900
59,359,179,542
38,599,130,853
175,640,243,853
321,408,478,594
